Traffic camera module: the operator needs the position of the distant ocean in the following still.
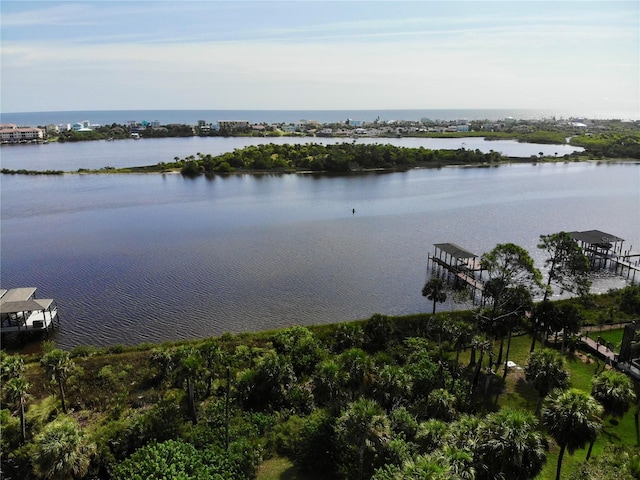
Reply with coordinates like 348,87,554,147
1,108,630,128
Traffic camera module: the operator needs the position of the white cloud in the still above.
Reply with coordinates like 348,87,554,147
1,1,637,115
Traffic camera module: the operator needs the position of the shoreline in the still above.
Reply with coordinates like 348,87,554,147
3,157,638,177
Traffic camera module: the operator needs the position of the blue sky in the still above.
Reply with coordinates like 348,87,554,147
1,1,638,117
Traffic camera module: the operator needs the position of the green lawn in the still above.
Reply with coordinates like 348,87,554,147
582,328,625,352
258,457,329,480
498,335,638,480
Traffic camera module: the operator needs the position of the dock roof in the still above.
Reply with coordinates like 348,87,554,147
433,243,478,259
0,299,46,314
0,287,37,304
569,230,624,245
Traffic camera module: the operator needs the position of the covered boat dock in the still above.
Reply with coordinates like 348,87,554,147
569,230,640,282
427,243,485,302
1,288,59,335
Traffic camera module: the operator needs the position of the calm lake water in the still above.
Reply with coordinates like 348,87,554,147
0,138,637,349
0,136,583,172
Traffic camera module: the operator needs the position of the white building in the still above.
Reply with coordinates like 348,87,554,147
0,124,44,143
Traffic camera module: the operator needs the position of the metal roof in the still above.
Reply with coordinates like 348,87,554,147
0,299,46,314
569,230,624,245
433,243,478,259
0,288,37,304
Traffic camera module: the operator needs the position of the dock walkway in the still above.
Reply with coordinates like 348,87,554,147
579,336,617,363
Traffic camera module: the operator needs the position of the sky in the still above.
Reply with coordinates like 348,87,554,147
1,1,638,117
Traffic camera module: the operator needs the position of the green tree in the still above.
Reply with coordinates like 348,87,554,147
1,353,25,383
371,454,449,480
476,408,546,480
432,445,475,480
313,358,349,414
480,243,543,314
530,300,559,352
426,388,457,422
31,416,96,480
236,349,295,411
112,439,238,480
538,231,592,301
422,277,447,315
40,349,74,414
552,304,583,354
525,348,570,415
542,388,603,480
567,444,640,480
589,369,636,460
340,348,375,400
335,397,391,480
373,364,413,412
4,377,30,443
479,243,542,373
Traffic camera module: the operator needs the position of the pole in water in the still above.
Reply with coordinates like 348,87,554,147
352,208,355,214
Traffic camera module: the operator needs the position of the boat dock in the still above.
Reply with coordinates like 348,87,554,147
569,230,640,283
427,243,485,302
426,229,639,306
1,287,59,336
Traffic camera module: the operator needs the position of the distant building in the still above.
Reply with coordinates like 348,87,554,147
72,120,92,132
0,124,44,143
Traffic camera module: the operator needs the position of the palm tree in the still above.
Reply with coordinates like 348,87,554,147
422,277,447,315
171,346,204,423
470,336,491,392
335,397,391,480
591,369,636,418
1,353,25,382
340,348,375,400
542,388,603,480
373,364,412,412
31,416,96,480
313,358,349,414
1,353,28,442
476,408,546,480
372,454,449,480
427,388,457,422
40,349,74,414
530,300,559,352
434,445,475,480
525,348,570,415
588,369,636,460
4,376,30,443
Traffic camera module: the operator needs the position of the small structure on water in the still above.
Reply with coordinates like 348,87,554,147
569,229,640,283
1,287,59,336
427,243,485,303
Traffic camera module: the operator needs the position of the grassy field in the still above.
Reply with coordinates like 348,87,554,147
257,332,638,480
258,457,329,480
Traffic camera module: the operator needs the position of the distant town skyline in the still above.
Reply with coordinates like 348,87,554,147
1,1,638,119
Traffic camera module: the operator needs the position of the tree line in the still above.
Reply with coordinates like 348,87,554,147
177,143,509,176
2,233,640,479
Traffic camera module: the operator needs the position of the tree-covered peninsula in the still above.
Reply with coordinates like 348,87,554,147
174,143,510,176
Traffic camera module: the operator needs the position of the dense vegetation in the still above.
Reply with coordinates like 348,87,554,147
569,132,640,159
2,236,640,480
0,169,64,175
175,143,510,176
